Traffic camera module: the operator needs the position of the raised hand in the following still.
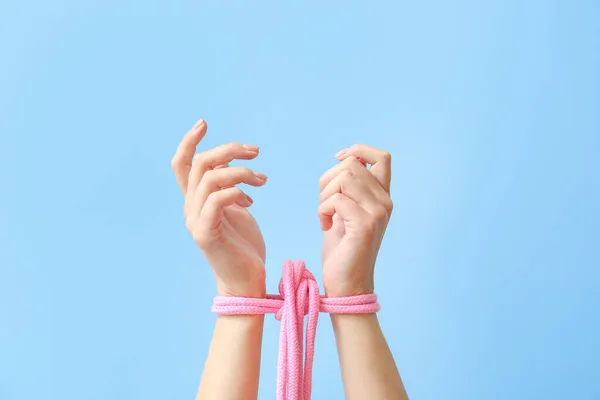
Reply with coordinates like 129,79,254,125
172,119,268,298
319,144,393,297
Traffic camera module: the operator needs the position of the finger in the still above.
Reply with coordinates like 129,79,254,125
318,193,367,231
171,119,208,194
319,157,392,213
199,187,253,233
189,166,267,217
319,156,382,193
320,168,382,212
335,144,392,192
186,142,260,201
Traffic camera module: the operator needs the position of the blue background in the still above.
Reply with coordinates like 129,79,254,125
1,1,599,399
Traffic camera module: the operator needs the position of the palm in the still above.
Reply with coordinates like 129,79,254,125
322,218,343,262
321,218,362,289
322,214,378,297
221,206,266,265
199,205,266,297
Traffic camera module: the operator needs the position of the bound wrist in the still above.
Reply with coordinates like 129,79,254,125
324,282,374,298
216,281,266,298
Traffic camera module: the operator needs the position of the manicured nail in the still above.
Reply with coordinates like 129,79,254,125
193,119,205,129
335,149,347,159
243,144,260,151
254,172,268,181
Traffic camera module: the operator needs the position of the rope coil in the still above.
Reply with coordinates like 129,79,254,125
212,260,380,400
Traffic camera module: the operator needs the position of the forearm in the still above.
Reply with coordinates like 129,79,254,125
331,313,408,400
196,315,264,400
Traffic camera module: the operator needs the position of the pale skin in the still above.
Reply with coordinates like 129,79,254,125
171,119,408,400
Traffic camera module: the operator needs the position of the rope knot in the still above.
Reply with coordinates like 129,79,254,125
211,260,381,400
275,260,318,321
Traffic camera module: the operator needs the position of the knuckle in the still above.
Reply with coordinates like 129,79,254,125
344,155,359,164
318,175,327,188
322,192,340,205
170,156,182,170
362,219,378,234
327,193,345,205
193,231,210,247
240,166,253,176
332,192,344,202
204,190,220,203
343,157,362,170
193,153,209,169
384,198,394,212
347,157,364,171
228,142,243,151
373,207,388,221
202,169,216,181
381,151,392,162
217,187,239,202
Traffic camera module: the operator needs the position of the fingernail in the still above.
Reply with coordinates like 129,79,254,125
243,144,260,151
254,172,268,181
246,195,254,204
335,149,347,159
193,119,205,129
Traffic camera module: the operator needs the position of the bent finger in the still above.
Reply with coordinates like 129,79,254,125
186,142,260,201
319,156,380,192
336,144,392,192
190,166,267,217
320,169,380,211
318,193,367,231
199,187,253,233
171,119,207,194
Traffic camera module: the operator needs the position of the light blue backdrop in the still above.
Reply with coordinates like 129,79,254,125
1,1,598,399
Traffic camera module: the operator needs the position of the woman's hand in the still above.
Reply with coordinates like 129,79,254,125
172,119,268,298
319,144,393,297
320,145,407,400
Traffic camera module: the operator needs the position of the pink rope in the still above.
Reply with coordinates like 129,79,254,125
212,260,381,400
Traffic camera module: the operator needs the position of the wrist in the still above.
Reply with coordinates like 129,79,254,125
216,281,266,298
324,281,374,298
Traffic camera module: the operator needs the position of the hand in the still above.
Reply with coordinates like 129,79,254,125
319,144,393,297
171,119,268,298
